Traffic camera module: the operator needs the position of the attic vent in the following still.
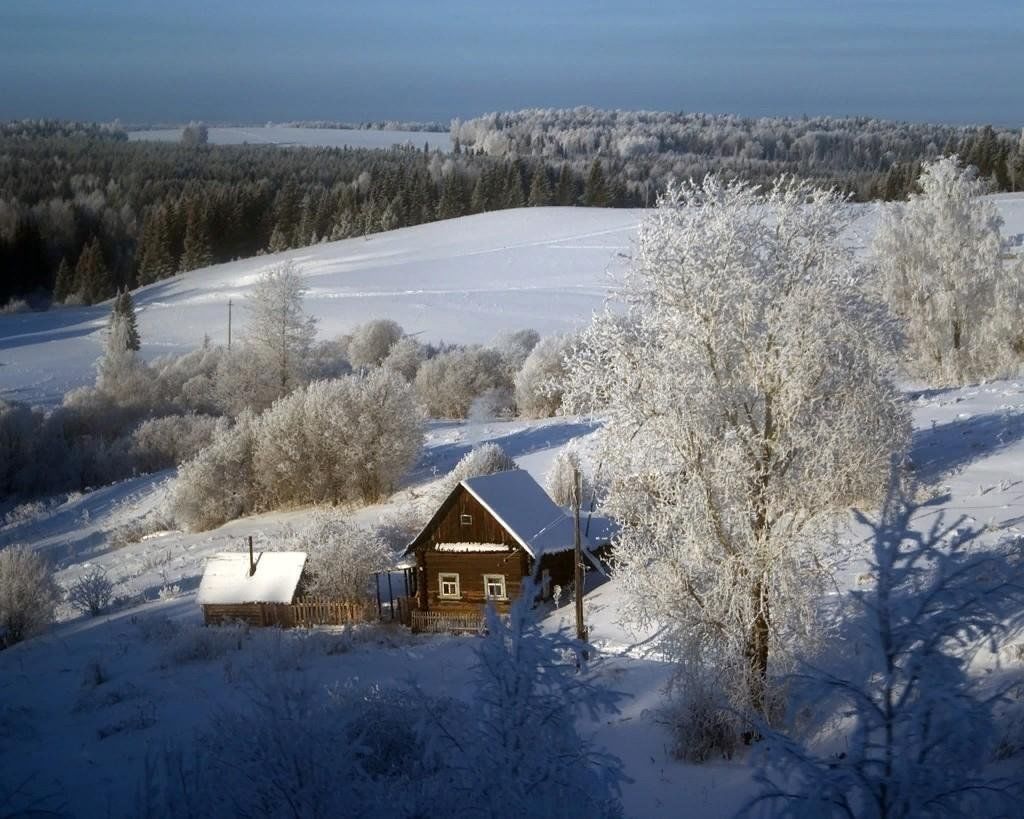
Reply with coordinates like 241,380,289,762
460,514,473,526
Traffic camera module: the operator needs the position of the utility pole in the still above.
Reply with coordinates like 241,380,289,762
227,299,233,350
573,466,588,649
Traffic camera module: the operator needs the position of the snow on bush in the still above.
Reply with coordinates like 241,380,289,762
288,511,392,601
173,371,423,530
161,622,249,666
563,175,911,725
132,414,225,473
170,411,260,531
347,318,403,369
0,546,60,646
746,483,1024,818
491,327,540,377
414,346,514,418
514,333,573,418
254,370,423,508
381,335,424,381
66,567,114,617
874,156,1024,385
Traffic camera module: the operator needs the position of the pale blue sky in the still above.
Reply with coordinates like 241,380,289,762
1,0,1021,125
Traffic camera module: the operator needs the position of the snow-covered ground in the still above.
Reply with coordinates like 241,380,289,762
3,202,1024,816
0,207,642,407
127,125,452,152
3,382,1024,817
3,197,1022,409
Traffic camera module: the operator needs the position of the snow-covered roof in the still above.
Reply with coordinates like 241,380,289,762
197,551,306,605
459,470,581,558
435,542,512,553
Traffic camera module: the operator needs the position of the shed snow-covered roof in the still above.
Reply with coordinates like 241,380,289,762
197,551,306,605
460,470,580,558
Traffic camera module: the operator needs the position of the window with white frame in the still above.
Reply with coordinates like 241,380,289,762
460,513,472,526
439,573,460,599
483,574,507,600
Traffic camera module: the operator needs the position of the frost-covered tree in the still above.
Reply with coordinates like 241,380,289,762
563,176,910,722
254,371,423,508
95,310,153,405
347,319,403,369
545,443,594,508
109,289,140,351
491,328,540,377
414,347,514,419
381,335,424,381
746,483,1024,818
514,333,573,418
873,156,1024,384
289,511,392,601
0,546,60,646
244,261,318,397
171,412,260,531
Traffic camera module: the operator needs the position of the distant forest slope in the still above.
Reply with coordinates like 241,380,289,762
2,111,1023,307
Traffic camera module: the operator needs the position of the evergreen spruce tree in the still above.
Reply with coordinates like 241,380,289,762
436,173,465,220
583,160,609,206
470,175,488,213
181,200,213,271
52,256,75,302
556,163,575,205
503,161,526,208
75,237,110,305
109,289,141,351
528,168,552,206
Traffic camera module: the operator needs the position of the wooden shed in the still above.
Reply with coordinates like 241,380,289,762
403,469,598,623
197,551,307,626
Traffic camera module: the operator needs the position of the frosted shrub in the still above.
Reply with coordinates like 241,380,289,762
381,335,424,381
254,371,423,508
289,511,392,601
0,546,60,646
874,156,1024,385
67,567,114,616
132,413,225,472
347,318,403,369
414,347,513,418
150,345,225,414
212,344,289,417
563,176,911,720
514,333,573,417
170,412,259,531
664,673,744,763
492,328,540,377
308,337,353,380
162,622,248,666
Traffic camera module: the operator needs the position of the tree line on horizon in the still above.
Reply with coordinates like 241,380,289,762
1,112,1023,308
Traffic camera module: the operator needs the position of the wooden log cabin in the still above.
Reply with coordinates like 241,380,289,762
404,469,598,616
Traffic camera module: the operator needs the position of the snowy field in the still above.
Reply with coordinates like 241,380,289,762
3,382,1024,816
0,207,643,407
2,198,1022,409
127,126,452,152
2,200,1024,816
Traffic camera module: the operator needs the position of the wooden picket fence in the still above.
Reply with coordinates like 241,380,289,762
261,598,375,628
410,609,487,634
